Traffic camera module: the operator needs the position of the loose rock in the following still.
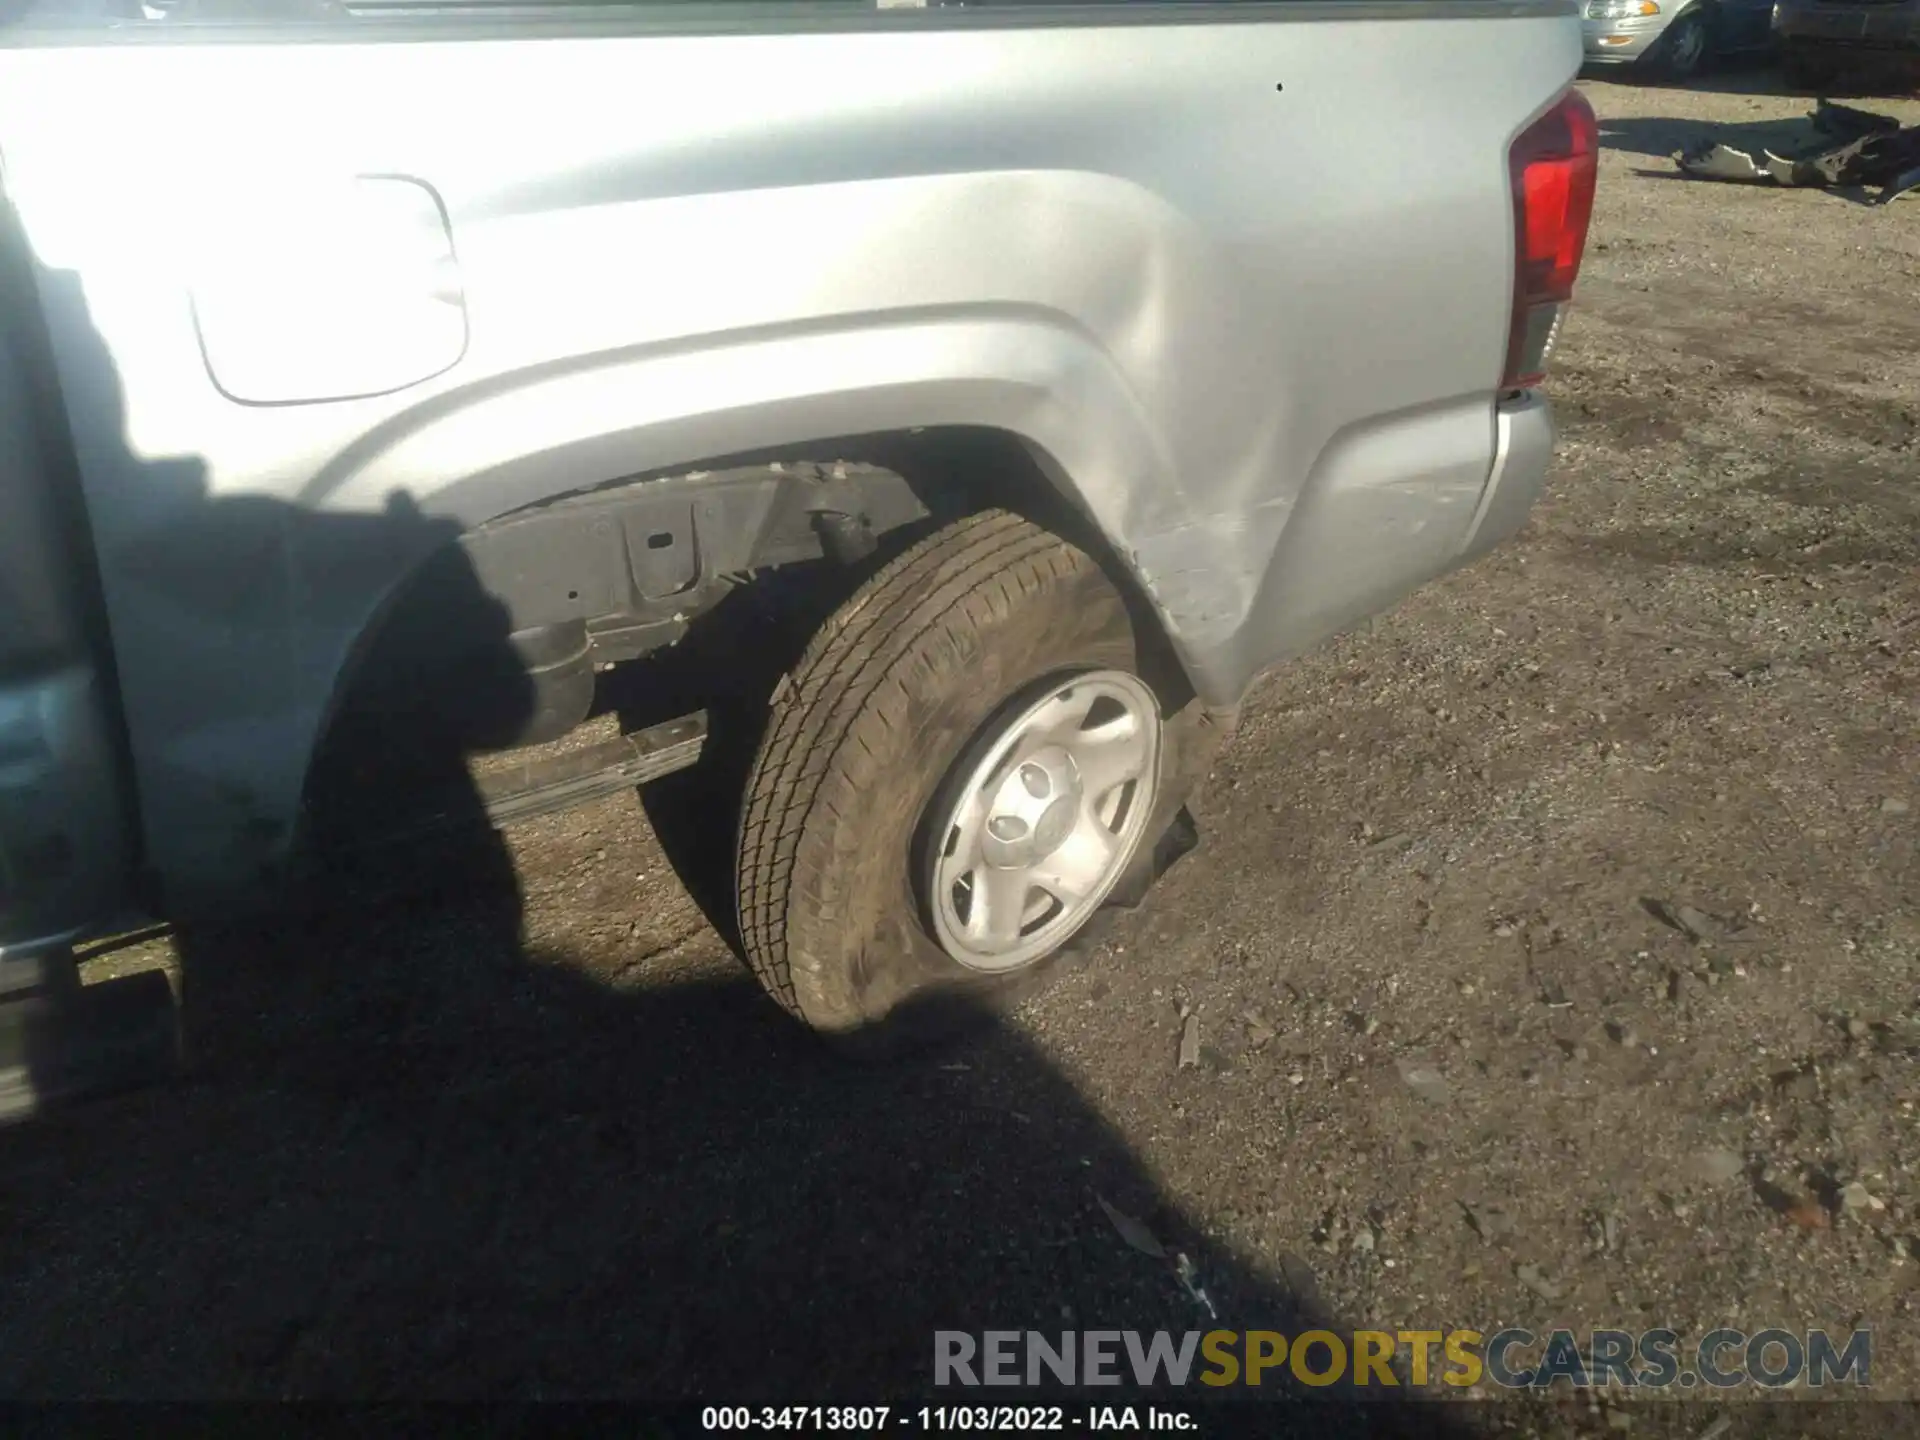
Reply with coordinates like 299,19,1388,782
1462,1200,1514,1244
1515,1262,1564,1301
1647,899,1721,943
1689,1148,1744,1186
1178,1014,1201,1070
1839,1181,1881,1215
1394,1057,1452,1106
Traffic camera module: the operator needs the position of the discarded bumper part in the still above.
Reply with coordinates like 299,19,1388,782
1813,101,1904,138
1886,165,1920,203
1673,100,1920,202
1675,142,1802,185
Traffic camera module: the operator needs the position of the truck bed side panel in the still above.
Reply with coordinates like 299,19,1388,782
0,3,1578,907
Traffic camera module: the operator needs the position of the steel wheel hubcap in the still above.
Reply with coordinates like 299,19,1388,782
925,670,1162,972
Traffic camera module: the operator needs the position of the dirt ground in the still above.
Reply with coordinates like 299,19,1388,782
2,69,1917,1431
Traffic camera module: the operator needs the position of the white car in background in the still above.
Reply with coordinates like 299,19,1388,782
1583,0,1778,78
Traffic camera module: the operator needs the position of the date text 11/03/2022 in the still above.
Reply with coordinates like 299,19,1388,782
702,1408,1192,1432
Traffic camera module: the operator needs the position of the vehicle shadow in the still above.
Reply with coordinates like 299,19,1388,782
1584,56,1919,98
0,219,1485,1435
1597,112,1833,159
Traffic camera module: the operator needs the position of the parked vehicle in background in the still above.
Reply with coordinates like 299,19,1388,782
1772,0,1920,89
0,0,1595,1112
1582,0,1779,76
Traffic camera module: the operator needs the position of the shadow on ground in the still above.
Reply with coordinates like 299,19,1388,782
1597,112,1829,160
1584,56,1920,100
0,210,1475,1437
0,809,1477,1436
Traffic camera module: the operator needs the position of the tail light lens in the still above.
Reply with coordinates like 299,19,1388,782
1502,88,1599,390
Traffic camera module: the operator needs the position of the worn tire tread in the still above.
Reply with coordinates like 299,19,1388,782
734,510,1093,1020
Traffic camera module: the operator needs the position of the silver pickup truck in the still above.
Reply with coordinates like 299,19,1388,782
0,0,1593,1099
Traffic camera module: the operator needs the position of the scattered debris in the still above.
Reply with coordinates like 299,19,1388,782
1786,1197,1832,1231
1243,1008,1277,1049
1839,1181,1884,1215
1539,975,1573,1009
1313,1209,1346,1253
1177,1014,1201,1070
1844,1016,1871,1041
1643,898,1724,944
1754,1172,1830,1229
1175,1252,1218,1320
1096,1194,1168,1259
1882,797,1909,815
1462,1199,1514,1245
1394,1056,1452,1106
1694,1416,1733,1440
1607,1020,1638,1048
1674,100,1920,204
1515,1262,1564,1301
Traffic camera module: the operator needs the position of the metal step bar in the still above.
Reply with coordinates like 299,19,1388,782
344,709,709,855
0,962,180,1125
474,711,708,828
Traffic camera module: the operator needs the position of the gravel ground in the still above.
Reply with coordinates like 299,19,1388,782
1,71,1916,1431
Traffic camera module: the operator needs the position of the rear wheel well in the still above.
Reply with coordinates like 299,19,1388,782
299,427,1186,856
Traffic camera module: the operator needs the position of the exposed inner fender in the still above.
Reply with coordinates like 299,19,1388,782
303,311,1229,706
343,460,933,751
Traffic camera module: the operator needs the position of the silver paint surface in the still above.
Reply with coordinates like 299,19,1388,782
0,4,1577,908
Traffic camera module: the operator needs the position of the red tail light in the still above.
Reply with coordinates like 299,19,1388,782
1502,88,1598,390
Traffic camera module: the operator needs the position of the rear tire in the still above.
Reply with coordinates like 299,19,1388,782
734,509,1182,1049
